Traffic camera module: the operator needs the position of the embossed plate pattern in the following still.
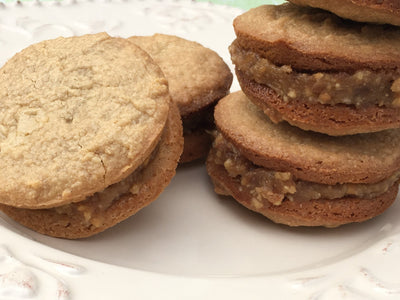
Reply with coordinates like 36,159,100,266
0,1,400,299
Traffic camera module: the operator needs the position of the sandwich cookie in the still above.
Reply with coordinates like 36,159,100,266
231,4,400,136
206,91,400,227
129,34,233,162
287,0,400,26
0,103,183,239
0,33,180,237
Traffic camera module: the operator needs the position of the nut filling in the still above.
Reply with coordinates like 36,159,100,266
53,145,158,228
213,132,400,206
230,40,400,107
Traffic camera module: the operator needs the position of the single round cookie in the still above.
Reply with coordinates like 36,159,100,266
129,34,233,162
0,33,170,209
206,91,400,227
0,103,183,239
287,0,400,26
231,4,400,135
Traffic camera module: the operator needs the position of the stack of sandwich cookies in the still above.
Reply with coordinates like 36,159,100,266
231,4,400,136
0,33,183,238
207,92,400,227
129,34,233,163
206,2,400,227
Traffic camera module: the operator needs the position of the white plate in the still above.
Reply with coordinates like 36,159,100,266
0,1,400,299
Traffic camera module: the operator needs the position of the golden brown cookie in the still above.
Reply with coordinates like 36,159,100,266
287,0,400,26
129,34,233,162
207,158,398,227
231,4,400,135
206,91,400,227
0,103,183,239
0,33,170,209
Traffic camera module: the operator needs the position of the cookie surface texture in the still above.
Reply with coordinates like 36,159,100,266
129,34,232,116
233,4,400,71
0,33,170,209
287,0,400,26
0,103,183,239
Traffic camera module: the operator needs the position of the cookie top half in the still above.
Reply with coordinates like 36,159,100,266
233,3,400,72
214,91,400,185
129,34,233,116
287,0,400,26
0,33,170,209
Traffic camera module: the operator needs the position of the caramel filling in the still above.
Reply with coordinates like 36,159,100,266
53,145,157,228
230,41,400,108
212,133,400,206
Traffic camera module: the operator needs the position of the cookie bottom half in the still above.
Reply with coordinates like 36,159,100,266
0,104,183,239
206,150,399,228
237,70,400,136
